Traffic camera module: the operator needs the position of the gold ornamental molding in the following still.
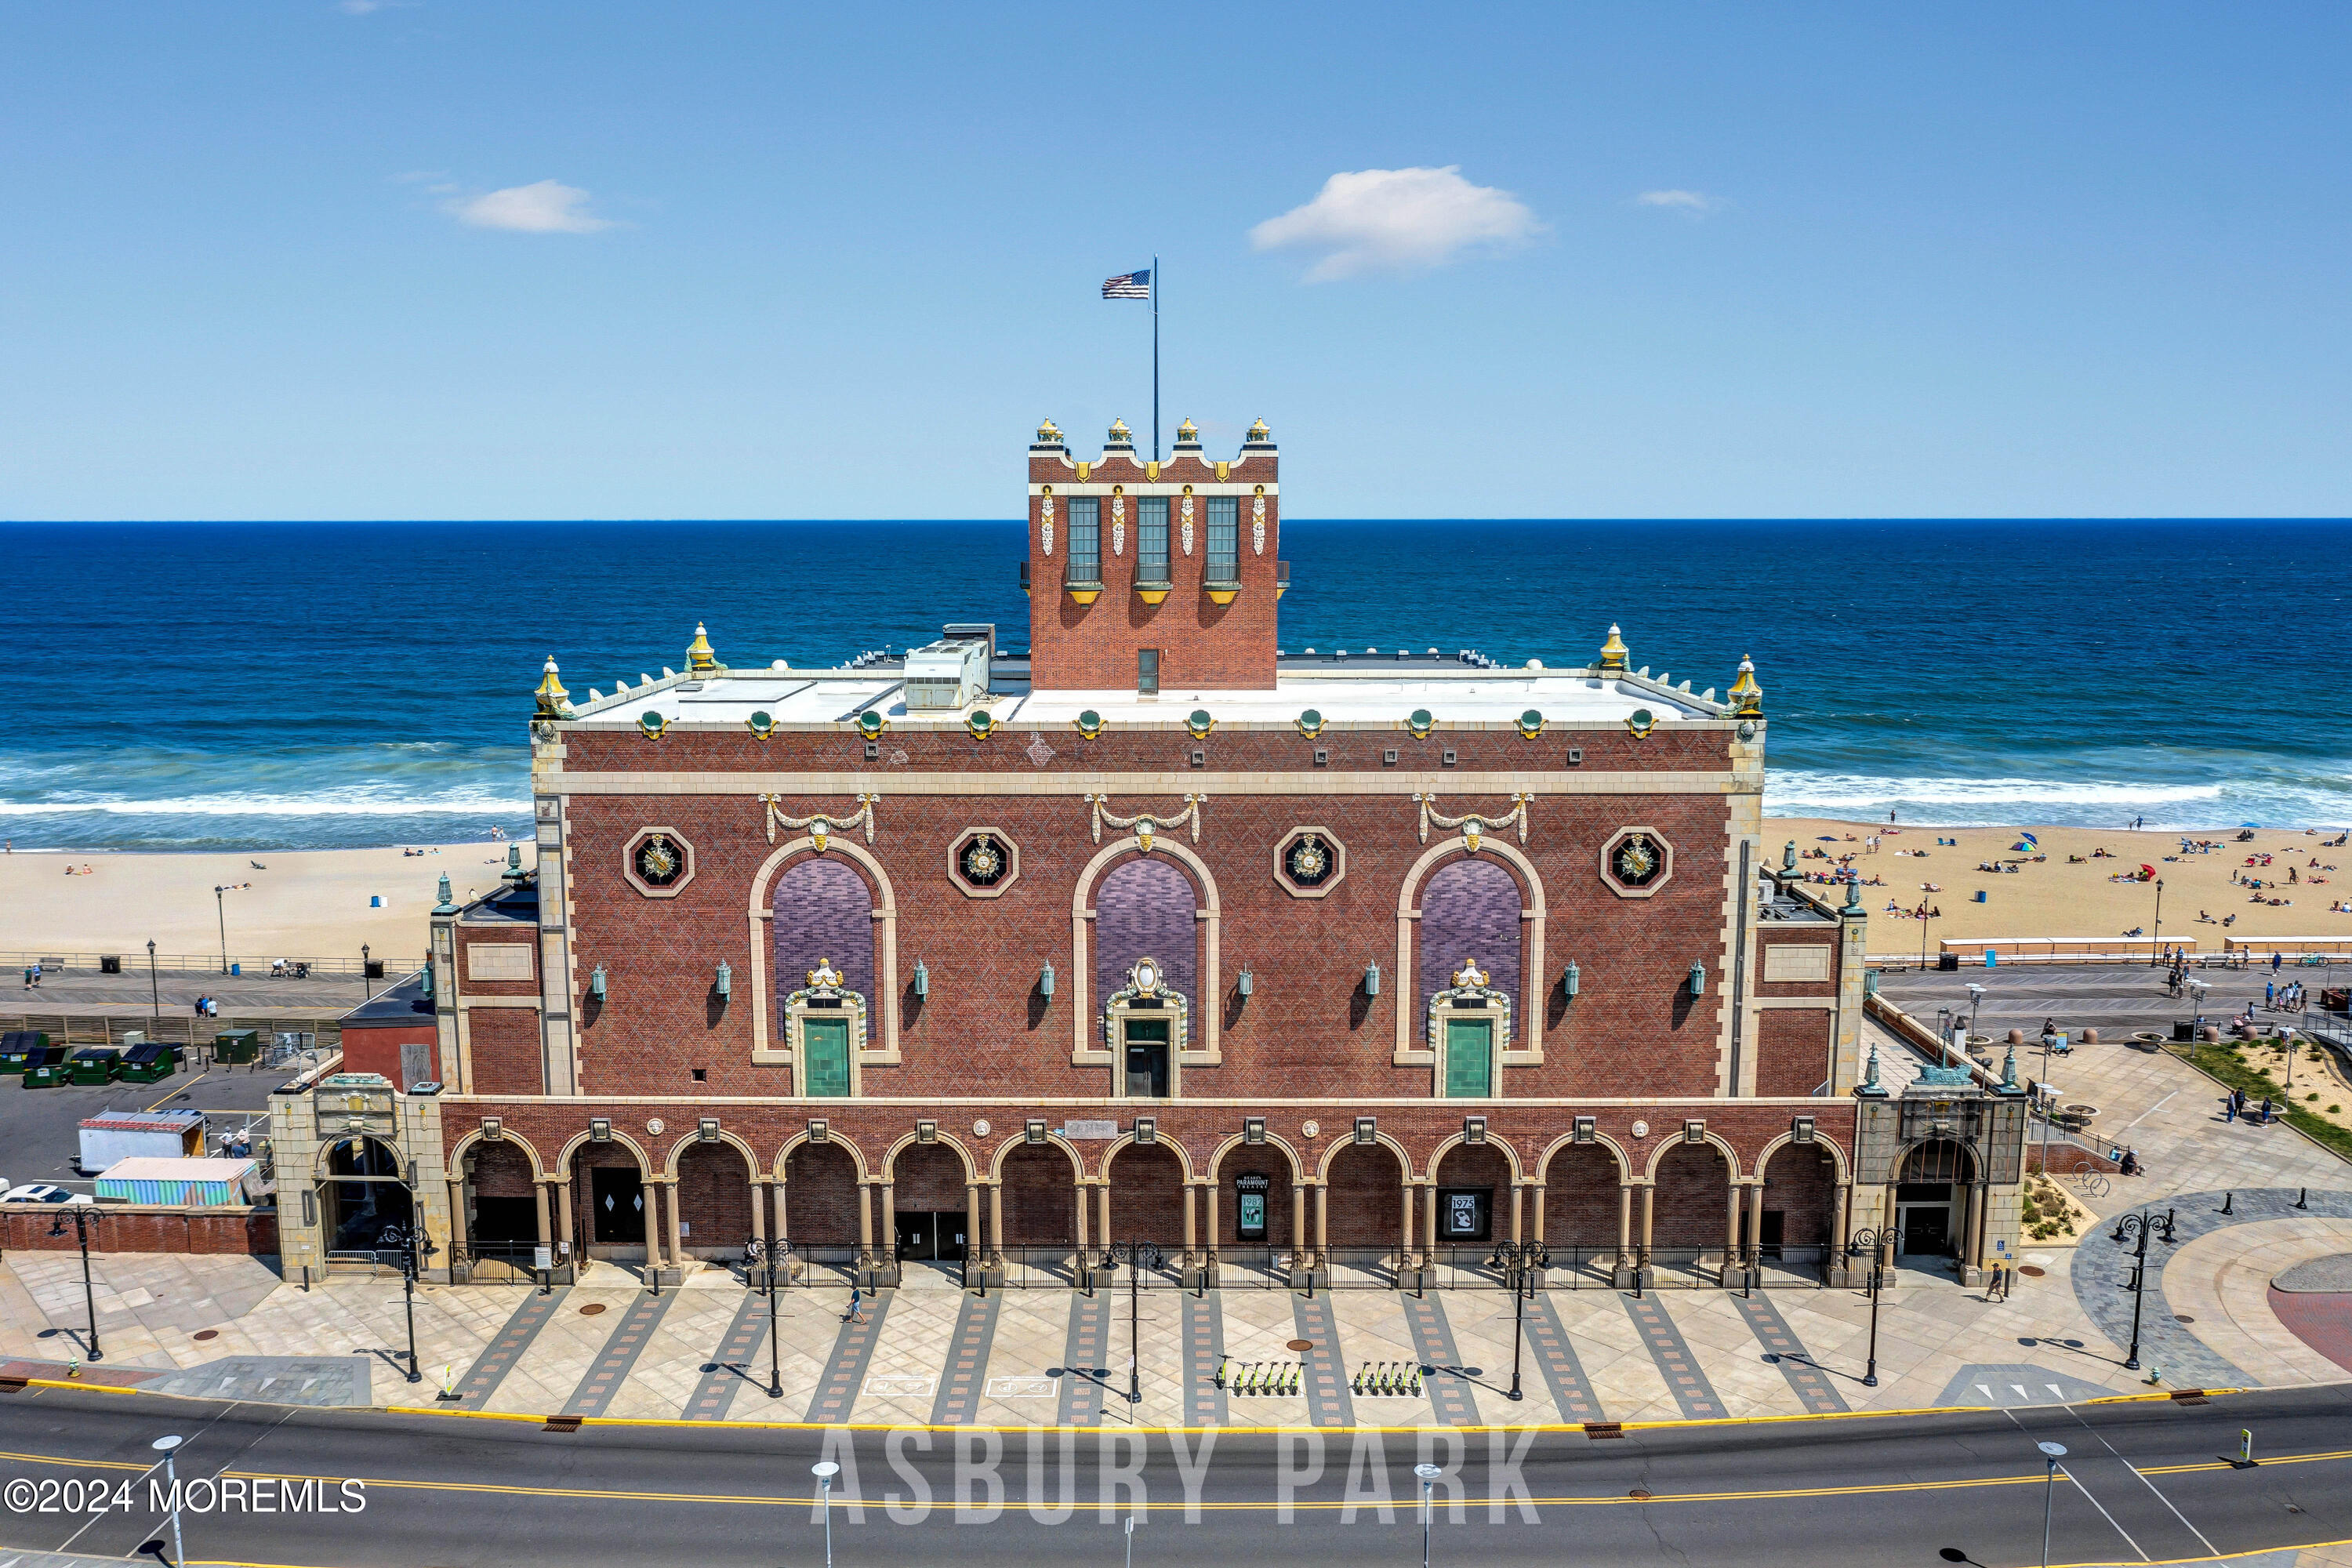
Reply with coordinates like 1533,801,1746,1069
1412,793,1531,848
1084,793,1204,850
547,770,1753,799
760,793,879,849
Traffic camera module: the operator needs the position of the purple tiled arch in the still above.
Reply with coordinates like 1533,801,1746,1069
773,858,876,1014
1094,856,1198,1009
1417,856,1523,1033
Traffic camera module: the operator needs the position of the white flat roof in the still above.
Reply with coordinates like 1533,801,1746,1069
572,665,1727,729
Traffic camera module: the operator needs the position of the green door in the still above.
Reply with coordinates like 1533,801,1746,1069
802,1017,851,1097
1443,1017,1492,1098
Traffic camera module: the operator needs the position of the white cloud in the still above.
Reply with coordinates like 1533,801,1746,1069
1249,166,1540,281
446,180,614,234
1635,189,1718,214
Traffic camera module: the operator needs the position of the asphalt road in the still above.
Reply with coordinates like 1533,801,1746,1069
1,1381,2347,1566
0,1069,284,1192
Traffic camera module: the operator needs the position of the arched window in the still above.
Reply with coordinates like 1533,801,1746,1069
1417,857,1524,1096
773,858,875,1097
1094,857,1198,1098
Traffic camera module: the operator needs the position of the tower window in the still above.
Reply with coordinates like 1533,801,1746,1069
1206,497,1239,584
1137,497,1169,583
1066,498,1101,586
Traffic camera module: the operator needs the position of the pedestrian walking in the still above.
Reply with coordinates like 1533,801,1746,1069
2271,951,2283,975
2267,980,2276,1008
844,1285,868,1326
2223,1090,2238,1123
2259,1096,2274,1124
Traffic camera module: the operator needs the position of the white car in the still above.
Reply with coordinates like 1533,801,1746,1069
0,1184,93,1206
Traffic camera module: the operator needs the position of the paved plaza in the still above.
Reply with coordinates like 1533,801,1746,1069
5,975,2348,1435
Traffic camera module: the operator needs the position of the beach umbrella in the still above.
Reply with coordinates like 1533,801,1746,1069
2019,833,2038,850
2140,865,2156,878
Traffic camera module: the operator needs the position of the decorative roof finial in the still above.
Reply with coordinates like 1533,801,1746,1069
1730,654,1763,717
1857,1040,1887,1096
1035,417,1063,446
503,844,526,883
1782,840,1798,873
1597,624,1629,672
1843,875,1863,914
1106,417,1133,447
433,873,457,915
2000,1042,2020,1091
1244,416,1272,445
686,622,718,674
1174,417,1200,446
533,655,572,719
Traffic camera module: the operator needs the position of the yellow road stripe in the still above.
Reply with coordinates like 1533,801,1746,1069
2140,1446,2352,1475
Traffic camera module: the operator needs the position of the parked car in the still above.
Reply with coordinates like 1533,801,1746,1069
1,1184,94,1206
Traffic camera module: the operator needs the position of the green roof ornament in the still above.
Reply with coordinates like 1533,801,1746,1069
432,874,457,916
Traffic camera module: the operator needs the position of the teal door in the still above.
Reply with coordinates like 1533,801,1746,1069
1443,1018,1492,1098
802,1017,851,1097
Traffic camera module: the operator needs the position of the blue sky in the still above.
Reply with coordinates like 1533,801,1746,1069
5,4,2350,521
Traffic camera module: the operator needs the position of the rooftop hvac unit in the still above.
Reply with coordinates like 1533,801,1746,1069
904,633,993,710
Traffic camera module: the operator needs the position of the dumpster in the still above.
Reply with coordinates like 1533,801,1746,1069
66,1048,122,1084
117,1042,176,1083
0,1030,49,1069
212,1029,260,1065
21,1046,71,1087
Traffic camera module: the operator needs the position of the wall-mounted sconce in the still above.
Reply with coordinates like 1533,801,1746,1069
1792,1115,1817,1144
698,1117,721,1143
715,960,731,999
1025,1118,1049,1145
1237,969,1254,997
913,960,930,998
1134,1116,1157,1145
916,1120,938,1144
1243,1116,1266,1145
1463,1116,1486,1145
1573,1116,1596,1144
589,962,608,1001
1040,962,1056,998
481,1116,503,1140
1563,960,1581,999
1682,1119,1707,1144
1686,960,1707,997
807,1118,829,1143
1353,1116,1377,1145
589,1117,612,1142
420,960,435,1000
1363,961,1381,996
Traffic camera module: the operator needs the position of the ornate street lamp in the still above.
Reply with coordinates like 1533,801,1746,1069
1848,1225,1904,1387
744,1237,789,1399
1485,1240,1547,1401
48,1208,107,1361
2109,1210,2174,1370
1102,1240,1163,1404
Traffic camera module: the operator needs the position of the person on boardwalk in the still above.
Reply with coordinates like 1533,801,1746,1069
2224,1089,2240,1123
2258,1096,2274,1124
844,1285,869,1326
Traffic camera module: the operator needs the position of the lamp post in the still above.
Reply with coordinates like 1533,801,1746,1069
212,885,232,975
361,944,372,1001
2038,1440,2069,1567
1485,1240,1545,1401
49,1208,106,1361
383,1209,437,1384
146,939,160,1040
745,1238,789,1399
1103,1240,1163,1403
2150,878,2164,965
1414,1461,1443,1568
2110,1210,2173,1371
811,1461,840,1568
1848,1225,1902,1387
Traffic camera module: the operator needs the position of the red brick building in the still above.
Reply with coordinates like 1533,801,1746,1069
274,419,2025,1292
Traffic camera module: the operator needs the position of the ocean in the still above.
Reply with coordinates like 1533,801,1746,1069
4,519,2347,851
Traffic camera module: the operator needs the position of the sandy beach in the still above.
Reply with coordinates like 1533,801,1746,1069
0,841,537,965
5,819,2344,967
1774,818,2352,957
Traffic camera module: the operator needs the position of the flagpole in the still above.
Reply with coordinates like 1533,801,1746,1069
1152,255,1160,463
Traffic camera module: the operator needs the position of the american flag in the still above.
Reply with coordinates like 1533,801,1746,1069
1102,268,1151,299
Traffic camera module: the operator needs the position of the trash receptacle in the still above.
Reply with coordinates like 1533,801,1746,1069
213,1029,260,1065
2172,1019,2196,1042
365,959,386,980
100,954,122,975
1984,949,1998,968
229,960,241,976
1936,953,1960,971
